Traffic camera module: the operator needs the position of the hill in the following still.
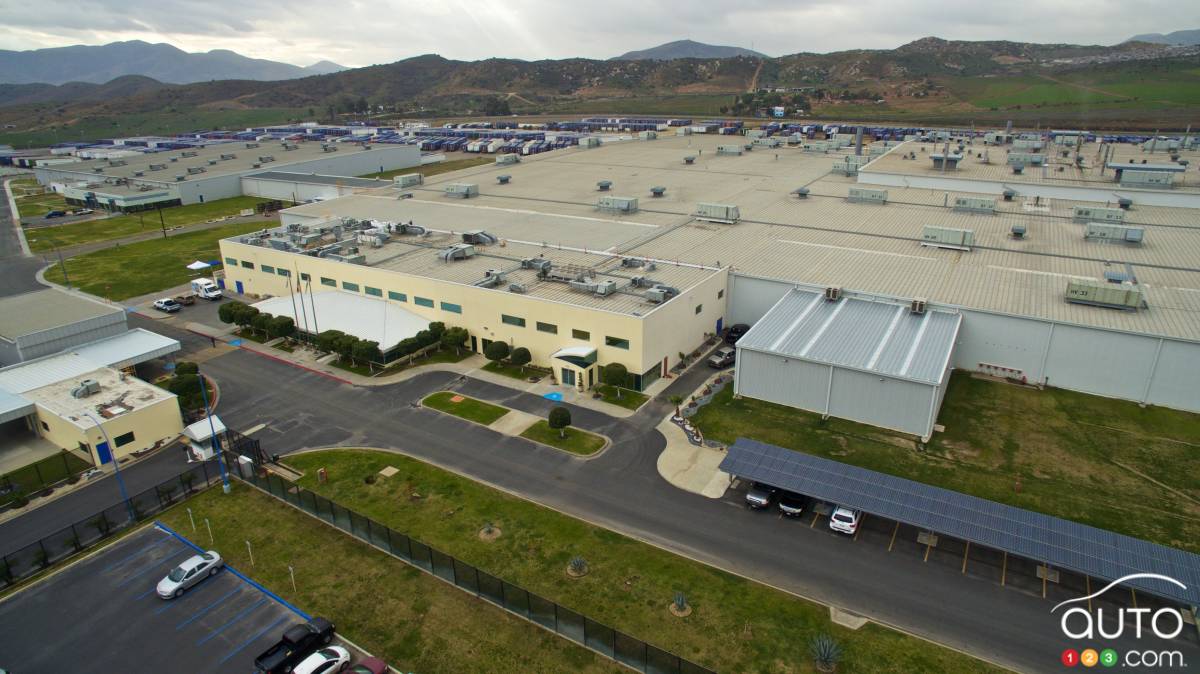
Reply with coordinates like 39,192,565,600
1126,29,1200,46
613,40,766,61
0,40,348,85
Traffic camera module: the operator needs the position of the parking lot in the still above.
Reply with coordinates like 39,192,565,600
0,524,305,673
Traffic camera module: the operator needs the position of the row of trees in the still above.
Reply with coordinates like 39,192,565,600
482,341,531,371
218,301,296,341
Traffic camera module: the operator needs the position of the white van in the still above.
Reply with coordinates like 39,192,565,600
191,278,222,300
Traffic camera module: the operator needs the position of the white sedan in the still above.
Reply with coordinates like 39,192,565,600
156,550,223,599
293,646,351,674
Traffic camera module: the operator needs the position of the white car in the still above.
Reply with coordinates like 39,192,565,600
156,550,223,598
153,298,182,313
829,506,862,535
293,646,351,674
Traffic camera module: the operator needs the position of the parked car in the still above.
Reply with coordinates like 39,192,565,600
348,657,388,674
293,646,350,674
707,346,736,369
254,617,336,674
829,506,863,535
69,208,94,215
725,323,750,343
156,550,223,598
744,481,778,509
153,298,182,313
43,210,66,219
778,491,807,517
80,468,104,481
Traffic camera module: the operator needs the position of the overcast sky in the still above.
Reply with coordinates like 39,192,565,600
1,0,1197,67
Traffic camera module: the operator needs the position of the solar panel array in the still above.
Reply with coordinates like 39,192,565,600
720,438,1200,606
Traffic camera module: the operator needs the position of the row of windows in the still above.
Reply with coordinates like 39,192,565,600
500,315,628,350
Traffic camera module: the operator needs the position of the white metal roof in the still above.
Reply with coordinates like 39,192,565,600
736,289,961,386
0,387,34,424
552,345,597,359
251,290,428,349
0,328,181,394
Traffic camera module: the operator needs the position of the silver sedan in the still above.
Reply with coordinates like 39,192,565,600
156,550,223,599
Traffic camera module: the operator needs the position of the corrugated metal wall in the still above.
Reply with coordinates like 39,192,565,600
727,275,792,325
1044,324,1158,401
736,349,830,412
11,313,127,365
1147,340,1200,409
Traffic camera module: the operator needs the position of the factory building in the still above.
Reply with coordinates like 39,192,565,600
218,131,1200,436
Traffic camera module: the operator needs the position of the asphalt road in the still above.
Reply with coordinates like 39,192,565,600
0,176,48,298
0,524,304,673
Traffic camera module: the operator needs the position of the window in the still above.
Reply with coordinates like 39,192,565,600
320,277,336,287
342,281,359,292
441,302,462,314
300,272,311,282
536,321,557,334
388,291,407,302
276,268,290,277
224,257,237,266
240,261,254,269
501,314,525,327
114,431,136,447
365,286,382,297
572,329,590,340
695,304,703,314
605,336,630,350
261,264,275,274
718,289,724,299
41,421,49,432
415,296,434,308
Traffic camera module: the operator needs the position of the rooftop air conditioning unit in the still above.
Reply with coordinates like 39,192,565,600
824,287,842,302
1011,224,1027,239
207,159,218,165
175,175,186,181
133,171,144,177
245,142,259,149
70,379,101,398
910,299,927,315
508,283,527,293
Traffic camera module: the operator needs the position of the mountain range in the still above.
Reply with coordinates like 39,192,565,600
612,40,766,61
0,40,346,85
1126,29,1200,46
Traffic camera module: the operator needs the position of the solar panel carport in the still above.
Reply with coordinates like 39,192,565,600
720,438,1200,608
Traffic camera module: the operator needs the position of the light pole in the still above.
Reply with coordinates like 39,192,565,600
82,411,135,522
31,238,70,288
197,368,231,494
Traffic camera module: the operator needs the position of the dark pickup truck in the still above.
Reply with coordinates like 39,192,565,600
253,617,335,674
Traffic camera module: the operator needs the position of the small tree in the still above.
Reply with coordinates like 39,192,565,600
334,334,359,364
669,394,684,417
352,340,382,371
233,305,260,333
602,363,629,398
484,340,510,365
548,405,571,439
251,312,273,338
269,315,295,341
427,321,446,338
174,361,199,376
217,300,247,325
509,347,531,373
316,330,345,354
440,327,468,355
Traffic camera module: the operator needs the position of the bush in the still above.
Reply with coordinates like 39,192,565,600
217,300,248,325
316,330,346,354
602,363,629,388
268,315,295,340
251,312,274,337
809,634,843,673
174,361,199,375
484,341,510,363
509,347,531,371
428,321,446,338
548,405,572,438
440,327,468,354
352,339,381,367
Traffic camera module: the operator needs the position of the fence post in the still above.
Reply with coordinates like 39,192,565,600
33,461,44,490
202,461,210,486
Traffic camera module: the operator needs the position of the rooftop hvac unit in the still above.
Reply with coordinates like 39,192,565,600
824,287,842,302
496,153,520,165
1073,206,1123,224
683,156,696,164
521,257,551,274
394,173,423,188
133,171,144,177
910,299,927,315
252,163,261,168
508,283,527,293
1065,278,1143,310
753,137,780,148
187,166,206,174
282,144,298,151
584,137,601,148
443,183,479,199
207,159,218,165
569,279,617,296
474,269,507,288
108,159,126,167
170,157,179,162
921,226,975,251
694,202,740,224
148,163,166,171
596,180,612,191
70,379,101,398
1002,188,1016,201
438,243,476,261
175,175,186,181
1012,164,1025,174
1011,224,1027,239
181,151,198,158
644,287,670,303
1120,170,1174,189
461,230,498,245
92,167,105,173
1084,222,1145,244
598,195,639,214
258,155,275,163
649,186,665,197
1118,197,1133,210
847,187,887,204
322,145,338,153
1007,152,1044,166
717,145,744,156
953,196,995,214
245,142,259,149
792,187,810,198
638,130,657,140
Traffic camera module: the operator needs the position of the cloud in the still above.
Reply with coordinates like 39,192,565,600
0,0,1197,67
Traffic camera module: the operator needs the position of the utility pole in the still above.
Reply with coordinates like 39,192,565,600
158,205,167,239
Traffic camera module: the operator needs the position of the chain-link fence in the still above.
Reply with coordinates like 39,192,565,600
238,464,716,674
0,460,223,588
0,451,93,510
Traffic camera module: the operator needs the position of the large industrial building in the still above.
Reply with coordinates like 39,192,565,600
218,131,1200,437
31,139,421,212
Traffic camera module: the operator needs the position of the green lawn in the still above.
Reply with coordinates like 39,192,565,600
25,196,276,254
233,328,270,344
482,361,545,382
51,221,266,300
10,178,71,219
365,156,493,181
1,451,92,500
594,384,648,411
158,484,617,674
422,391,509,425
519,421,606,456
329,359,373,377
380,348,472,375
691,372,1200,552
282,449,1004,674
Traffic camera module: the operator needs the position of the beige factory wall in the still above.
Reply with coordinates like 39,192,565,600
34,396,183,466
220,240,661,379
639,268,729,375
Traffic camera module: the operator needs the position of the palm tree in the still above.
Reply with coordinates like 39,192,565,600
669,395,684,418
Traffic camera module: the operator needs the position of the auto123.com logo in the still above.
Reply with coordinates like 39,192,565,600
1053,574,1189,669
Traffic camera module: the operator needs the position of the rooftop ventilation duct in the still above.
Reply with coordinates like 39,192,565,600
70,379,101,399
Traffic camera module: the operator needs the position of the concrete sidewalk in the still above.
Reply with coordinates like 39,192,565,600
654,369,735,498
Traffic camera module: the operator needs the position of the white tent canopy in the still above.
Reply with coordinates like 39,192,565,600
251,290,429,351
186,260,212,271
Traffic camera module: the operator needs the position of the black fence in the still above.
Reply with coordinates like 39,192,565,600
0,451,91,510
239,465,715,674
0,460,224,589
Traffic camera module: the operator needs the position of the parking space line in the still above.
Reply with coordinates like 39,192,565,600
134,587,158,600
196,598,266,646
961,542,970,574
887,522,899,552
809,511,820,528
175,587,242,629
216,614,289,666
153,578,224,615
115,549,193,588
102,536,173,572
